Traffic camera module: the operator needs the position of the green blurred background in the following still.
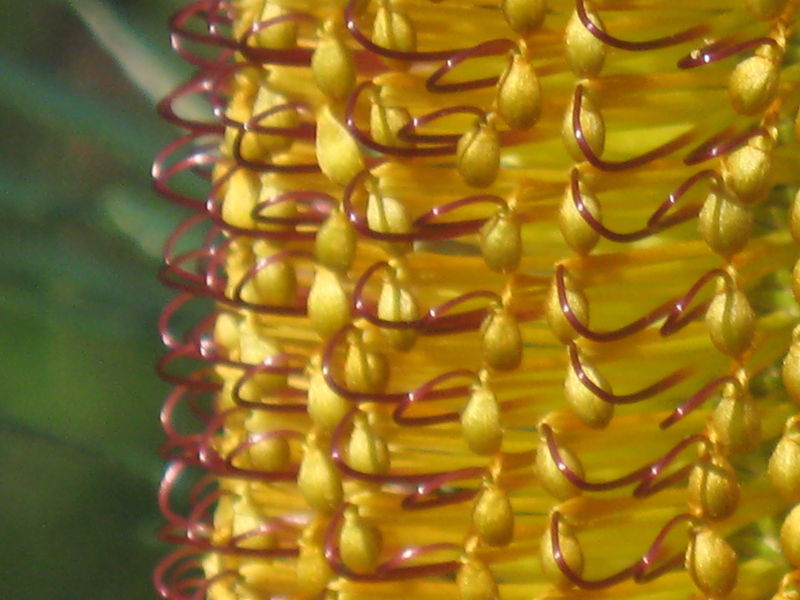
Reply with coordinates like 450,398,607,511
0,0,193,597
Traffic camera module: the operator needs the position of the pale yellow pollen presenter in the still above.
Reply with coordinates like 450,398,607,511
153,0,800,599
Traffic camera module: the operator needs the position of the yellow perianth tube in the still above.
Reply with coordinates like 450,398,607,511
154,1,800,599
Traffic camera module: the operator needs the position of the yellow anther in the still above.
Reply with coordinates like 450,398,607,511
782,506,800,567
769,419,800,501
308,360,350,431
316,207,357,273
480,208,522,272
565,7,606,77
298,434,343,513
744,0,787,19
308,266,351,338
316,104,365,186
312,21,356,101
564,355,613,429
686,527,738,597
222,169,259,230
705,287,755,357
535,434,583,500
722,136,773,203
783,326,800,402
231,497,276,550
545,272,589,344
377,270,419,351
254,2,298,49
370,99,412,148
372,6,417,54
256,178,299,232
711,382,760,454
347,411,390,475
366,185,413,254
559,177,601,255
698,187,753,257
457,118,501,188
539,516,584,587
243,414,291,472
344,330,389,394
729,55,779,116
339,505,382,574
562,90,605,162
496,52,541,130
501,0,547,35
790,189,800,244
214,312,241,356
457,555,498,600
687,452,739,520
252,240,297,307
481,306,523,371
239,326,286,395
472,481,514,546
250,85,299,154
297,525,333,596
461,382,503,455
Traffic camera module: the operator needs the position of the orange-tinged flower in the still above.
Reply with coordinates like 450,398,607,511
154,1,800,599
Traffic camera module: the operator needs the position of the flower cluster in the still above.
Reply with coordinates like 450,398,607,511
154,1,800,599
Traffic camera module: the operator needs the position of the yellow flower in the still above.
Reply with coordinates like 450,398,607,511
154,1,800,599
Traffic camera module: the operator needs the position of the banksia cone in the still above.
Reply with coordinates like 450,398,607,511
154,1,800,599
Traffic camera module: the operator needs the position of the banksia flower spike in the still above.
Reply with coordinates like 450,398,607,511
154,1,800,599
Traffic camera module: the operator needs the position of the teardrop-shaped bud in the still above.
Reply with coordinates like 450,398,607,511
339,506,382,574
705,288,755,357
565,8,606,77
215,312,241,356
457,555,498,600
729,55,778,115
254,3,297,49
347,412,390,475
372,7,416,53
480,209,522,272
298,435,343,513
316,208,357,272
711,384,760,454
688,453,739,520
244,414,291,472
564,355,613,429
539,516,584,587
535,434,584,500
308,363,350,432
370,100,412,148
308,267,351,338
497,52,541,130
562,90,605,162
559,177,601,255
457,119,501,188
769,421,800,502
481,307,523,371
686,527,738,597
312,21,356,101
473,482,514,546
297,532,333,596
782,505,800,567
722,136,772,203
252,240,297,306
239,327,286,394
344,332,389,394
698,187,753,257
377,272,419,351
316,104,364,186
367,187,412,254
232,497,276,551
501,0,547,34
222,169,259,230
545,272,589,344
461,384,503,455
251,85,298,154
782,326,800,403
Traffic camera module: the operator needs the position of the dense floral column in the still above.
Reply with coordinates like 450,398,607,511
154,1,800,599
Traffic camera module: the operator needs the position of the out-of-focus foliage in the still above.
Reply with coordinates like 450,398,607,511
0,0,189,597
